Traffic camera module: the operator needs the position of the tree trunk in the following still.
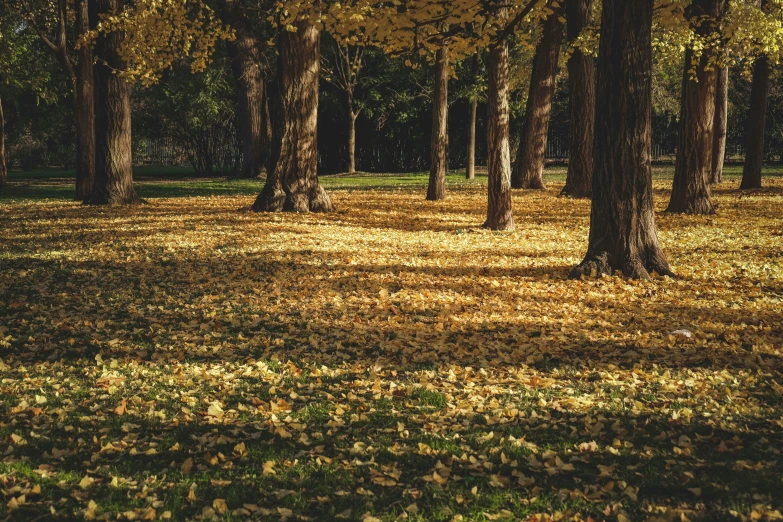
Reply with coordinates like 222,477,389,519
560,0,595,198
427,48,449,201
570,0,672,280
74,0,95,200
667,0,724,214
711,66,728,184
741,54,770,189
348,102,357,174
252,21,332,213
466,98,477,180
484,36,514,231
220,0,268,179
0,96,6,188
512,0,564,190
84,0,139,205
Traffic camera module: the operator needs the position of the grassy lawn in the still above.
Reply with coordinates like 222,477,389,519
1,172,782,521
2,164,782,203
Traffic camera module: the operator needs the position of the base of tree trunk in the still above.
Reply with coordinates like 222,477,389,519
558,183,591,199
251,184,334,213
83,192,144,206
482,218,514,231
570,248,673,281
665,196,715,215
739,178,762,190
511,176,547,190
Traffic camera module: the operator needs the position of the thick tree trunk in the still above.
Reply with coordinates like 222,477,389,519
484,37,514,231
570,0,672,280
560,0,595,199
427,48,449,201
667,0,724,214
252,22,332,213
348,103,357,174
512,0,564,190
466,98,477,180
74,0,95,200
741,54,770,189
711,66,728,184
84,0,139,205
220,0,268,179
0,96,6,188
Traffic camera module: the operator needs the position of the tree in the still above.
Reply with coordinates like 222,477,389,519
560,0,595,199
711,65,728,184
667,0,725,215
84,0,139,205
0,96,5,187
218,0,271,179
570,0,672,280
427,47,449,201
512,0,564,190
253,20,333,212
741,53,771,189
322,37,365,174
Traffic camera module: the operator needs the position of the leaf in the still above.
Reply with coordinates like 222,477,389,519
114,399,127,416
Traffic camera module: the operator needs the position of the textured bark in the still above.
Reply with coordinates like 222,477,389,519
252,22,333,213
560,0,595,199
348,106,357,174
466,98,477,180
74,0,95,200
484,37,514,231
427,48,449,201
512,0,564,190
711,66,728,184
220,0,268,179
84,0,139,205
570,0,672,280
667,0,724,214
741,55,770,189
0,96,6,188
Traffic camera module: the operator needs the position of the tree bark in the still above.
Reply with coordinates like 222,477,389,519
348,99,357,174
252,21,333,212
0,96,6,188
466,98,477,180
570,0,672,280
560,0,595,199
427,48,449,201
512,0,564,190
710,66,728,184
741,54,770,189
74,0,95,200
84,0,139,205
667,0,724,214
220,0,268,179
484,35,514,231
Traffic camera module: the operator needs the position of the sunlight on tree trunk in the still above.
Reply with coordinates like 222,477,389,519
84,0,139,205
348,105,357,174
711,66,728,185
512,0,564,190
570,0,672,280
466,98,477,180
427,48,449,201
560,0,594,199
484,29,514,231
252,21,333,213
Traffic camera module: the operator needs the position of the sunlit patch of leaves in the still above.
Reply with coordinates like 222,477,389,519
0,178,782,521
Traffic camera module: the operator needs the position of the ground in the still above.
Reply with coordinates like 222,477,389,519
0,167,782,522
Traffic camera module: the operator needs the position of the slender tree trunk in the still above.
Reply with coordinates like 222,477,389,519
512,0,564,190
74,0,95,200
220,0,268,179
84,0,139,205
570,0,672,280
466,98,477,180
484,36,514,231
348,100,357,174
252,21,332,212
427,48,449,201
0,96,6,188
560,0,595,198
741,54,770,189
667,0,724,214
711,66,728,184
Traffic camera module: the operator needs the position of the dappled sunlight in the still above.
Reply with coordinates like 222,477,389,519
1,180,782,520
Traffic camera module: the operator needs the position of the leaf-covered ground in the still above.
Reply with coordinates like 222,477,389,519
1,174,782,521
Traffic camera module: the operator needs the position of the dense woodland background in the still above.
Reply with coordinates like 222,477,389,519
3,31,781,177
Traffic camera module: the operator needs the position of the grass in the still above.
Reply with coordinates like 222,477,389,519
1,171,782,521
2,164,782,203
